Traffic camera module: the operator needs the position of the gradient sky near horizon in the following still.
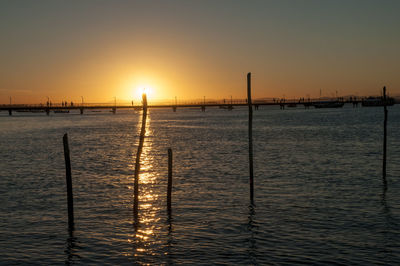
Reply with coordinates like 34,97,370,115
1,0,399,104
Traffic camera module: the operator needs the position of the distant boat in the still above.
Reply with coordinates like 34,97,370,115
362,97,394,107
54,110,70,113
313,101,344,108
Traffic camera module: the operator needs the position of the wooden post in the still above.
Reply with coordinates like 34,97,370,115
133,93,148,221
167,148,173,216
383,86,388,188
63,133,74,231
247,72,254,205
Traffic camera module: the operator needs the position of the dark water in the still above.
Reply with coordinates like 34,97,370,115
0,105,399,265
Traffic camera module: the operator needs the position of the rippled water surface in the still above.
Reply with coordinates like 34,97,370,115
1,105,399,264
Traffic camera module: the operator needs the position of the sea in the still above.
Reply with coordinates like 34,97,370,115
0,104,399,265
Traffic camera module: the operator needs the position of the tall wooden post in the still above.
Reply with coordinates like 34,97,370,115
133,93,148,221
167,148,173,216
63,133,74,231
383,86,388,187
247,72,254,205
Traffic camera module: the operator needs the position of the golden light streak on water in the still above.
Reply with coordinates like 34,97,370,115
128,111,162,260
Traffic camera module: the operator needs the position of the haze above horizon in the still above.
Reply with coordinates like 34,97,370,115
1,0,399,104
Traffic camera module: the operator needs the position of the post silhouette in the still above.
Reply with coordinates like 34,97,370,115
167,148,173,216
133,93,148,222
113,96,117,114
247,72,254,205
63,133,74,231
173,96,177,112
382,86,388,188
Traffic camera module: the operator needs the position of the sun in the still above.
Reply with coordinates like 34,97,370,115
134,86,154,101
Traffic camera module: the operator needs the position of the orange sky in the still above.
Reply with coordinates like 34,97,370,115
1,1,399,104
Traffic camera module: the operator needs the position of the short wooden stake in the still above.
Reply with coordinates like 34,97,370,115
133,93,148,221
247,72,254,205
63,133,74,231
167,148,173,216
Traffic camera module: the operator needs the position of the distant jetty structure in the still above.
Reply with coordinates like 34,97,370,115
1,96,396,115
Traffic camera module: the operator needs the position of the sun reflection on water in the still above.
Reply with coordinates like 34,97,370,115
128,112,162,261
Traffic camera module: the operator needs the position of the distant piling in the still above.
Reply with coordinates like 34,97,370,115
247,72,254,205
173,96,177,112
382,86,388,188
133,93,148,222
63,133,74,231
167,148,173,217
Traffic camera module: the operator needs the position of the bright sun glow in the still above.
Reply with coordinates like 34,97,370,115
135,86,153,100
122,75,162,102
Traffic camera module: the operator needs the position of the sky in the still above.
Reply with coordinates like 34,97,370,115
1,0,399,104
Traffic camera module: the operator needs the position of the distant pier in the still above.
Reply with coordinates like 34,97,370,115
0,97,396,115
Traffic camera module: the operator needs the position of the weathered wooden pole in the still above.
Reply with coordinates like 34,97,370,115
113,96,117,114
133,93,148,221
382,86,388,187
173,96,177,112
63,133,74,231
247,72,254,205
167,148,173,216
